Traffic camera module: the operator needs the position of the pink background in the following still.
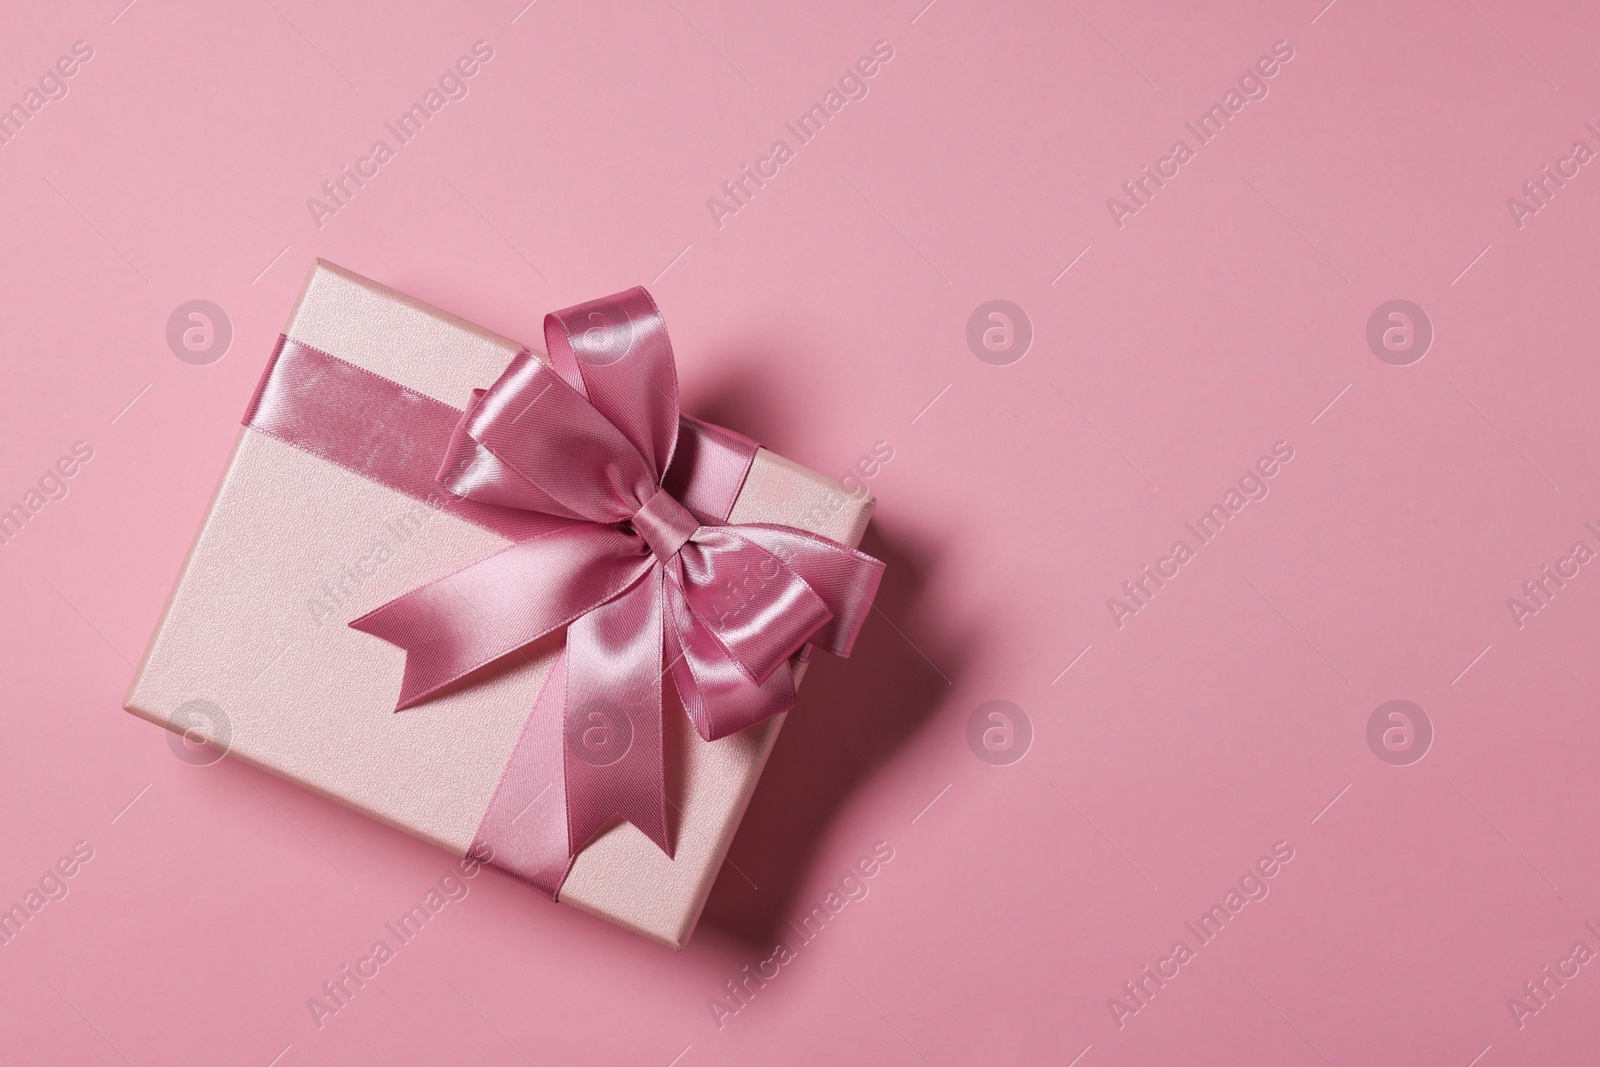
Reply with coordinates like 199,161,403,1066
2,0,1598,1063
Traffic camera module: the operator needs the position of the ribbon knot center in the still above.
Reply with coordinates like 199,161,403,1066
631,487,699,562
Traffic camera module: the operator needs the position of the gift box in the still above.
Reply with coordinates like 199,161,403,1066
124,260,878,948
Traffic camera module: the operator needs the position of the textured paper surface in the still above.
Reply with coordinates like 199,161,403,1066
124,260,872,947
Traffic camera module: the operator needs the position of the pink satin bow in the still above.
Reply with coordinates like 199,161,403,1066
345,288,883,880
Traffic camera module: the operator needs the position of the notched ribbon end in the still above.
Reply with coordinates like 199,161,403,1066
347,608,448,713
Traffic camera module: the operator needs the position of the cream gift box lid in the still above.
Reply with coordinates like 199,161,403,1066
125,260,873,948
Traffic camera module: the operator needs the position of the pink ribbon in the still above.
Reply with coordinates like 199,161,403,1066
243,288,883,897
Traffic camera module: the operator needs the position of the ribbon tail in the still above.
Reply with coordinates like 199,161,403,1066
563,567,671,857
350,523,649,709
468,653,572,898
